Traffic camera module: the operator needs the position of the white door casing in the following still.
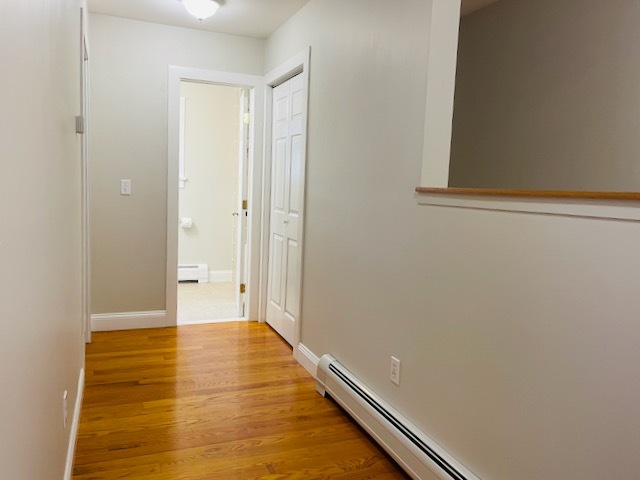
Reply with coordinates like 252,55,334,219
235,88,251,317
266,74,306,345
167,67,264,326
81,8,91,342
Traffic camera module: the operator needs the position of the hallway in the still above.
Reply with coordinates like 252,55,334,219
73,322,407,479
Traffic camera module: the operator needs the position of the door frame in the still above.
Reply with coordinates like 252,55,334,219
166,66,264,326
80,7,91,343
259,48,311,358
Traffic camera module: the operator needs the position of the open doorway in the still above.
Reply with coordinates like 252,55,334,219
166,67,264,327
176,81,249,324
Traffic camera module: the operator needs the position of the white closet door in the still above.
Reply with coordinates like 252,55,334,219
266,74,305,345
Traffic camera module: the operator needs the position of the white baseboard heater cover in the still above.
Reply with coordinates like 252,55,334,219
178,263,208,283
316,355,479,480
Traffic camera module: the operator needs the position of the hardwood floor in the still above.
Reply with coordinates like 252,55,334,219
73,322,408,479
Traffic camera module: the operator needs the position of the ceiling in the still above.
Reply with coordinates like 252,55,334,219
87,0,311,39
461,0,501,16
88,0,499,40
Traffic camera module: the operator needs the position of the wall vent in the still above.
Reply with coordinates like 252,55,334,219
316,355,480,480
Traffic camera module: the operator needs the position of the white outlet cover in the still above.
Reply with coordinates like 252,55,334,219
390,356,401,386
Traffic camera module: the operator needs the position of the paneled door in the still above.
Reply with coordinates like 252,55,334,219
266,74,306,345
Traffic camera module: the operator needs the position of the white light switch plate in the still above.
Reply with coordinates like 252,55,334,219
120,179,131,196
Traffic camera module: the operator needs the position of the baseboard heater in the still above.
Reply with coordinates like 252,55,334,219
316,355,479,480
178,263,208,283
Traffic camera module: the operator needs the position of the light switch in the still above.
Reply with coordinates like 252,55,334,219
120,179,132,196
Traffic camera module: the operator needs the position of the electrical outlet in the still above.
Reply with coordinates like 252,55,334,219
390,356,401,386
63,390,68,429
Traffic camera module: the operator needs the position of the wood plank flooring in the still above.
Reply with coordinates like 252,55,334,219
73,322,408,479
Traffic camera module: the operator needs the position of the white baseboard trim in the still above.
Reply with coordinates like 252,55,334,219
296,343,319,378
209,270,233,283
64,368,84,480
91,310,171,331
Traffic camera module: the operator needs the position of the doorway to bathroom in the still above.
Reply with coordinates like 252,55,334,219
177,81,249,324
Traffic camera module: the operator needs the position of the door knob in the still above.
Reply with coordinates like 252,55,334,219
232,212,239,216
283,220,289,224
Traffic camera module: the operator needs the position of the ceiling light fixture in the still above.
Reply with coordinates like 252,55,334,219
181,0,220,21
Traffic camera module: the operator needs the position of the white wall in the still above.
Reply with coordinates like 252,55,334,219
179,82,240,277
450,0,640,191
89,14,263,313
267,1,640,479
0,0,85,478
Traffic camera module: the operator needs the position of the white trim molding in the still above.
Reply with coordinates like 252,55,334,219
80,6,92,344
209,270,233,283
91,310,170,331
64,368,85,480
296,342,319,378
421,0,462,187
417,192,640,222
